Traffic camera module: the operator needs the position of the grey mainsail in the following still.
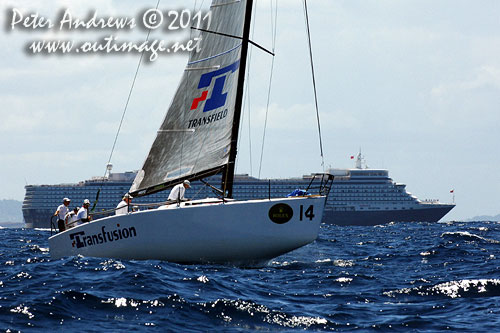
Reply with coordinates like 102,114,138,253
130,1,248,197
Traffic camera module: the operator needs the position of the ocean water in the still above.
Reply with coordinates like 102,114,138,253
1,221,500,332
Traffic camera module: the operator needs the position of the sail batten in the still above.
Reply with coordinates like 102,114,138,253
130,1,248,197
187,44,242,66
185,66,221,72
211,0,242,8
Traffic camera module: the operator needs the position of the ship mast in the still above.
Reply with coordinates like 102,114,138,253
355,151,363,169
222,0,254,198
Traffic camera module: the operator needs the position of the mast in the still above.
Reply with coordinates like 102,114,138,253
222,0,254,198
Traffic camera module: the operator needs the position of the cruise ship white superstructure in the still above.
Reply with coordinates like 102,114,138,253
23,154,454,228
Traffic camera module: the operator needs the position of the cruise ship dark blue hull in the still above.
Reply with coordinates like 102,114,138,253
27,204,455,228
323,204,455,226
23,208,56,229
23,169,456,228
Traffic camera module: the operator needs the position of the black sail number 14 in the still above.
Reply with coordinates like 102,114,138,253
299,205,315,221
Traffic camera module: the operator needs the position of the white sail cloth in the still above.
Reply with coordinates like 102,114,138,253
130,1,247,197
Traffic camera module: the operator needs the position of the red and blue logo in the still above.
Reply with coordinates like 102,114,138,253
191,60,240,112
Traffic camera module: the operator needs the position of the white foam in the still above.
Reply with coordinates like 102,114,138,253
441,231,499,243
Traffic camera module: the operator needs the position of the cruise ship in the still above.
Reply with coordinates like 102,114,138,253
23,154,454,228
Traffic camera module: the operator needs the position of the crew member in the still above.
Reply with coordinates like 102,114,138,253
65,207,79,229
76,199,92,226
53,198,71,232
167,180,191,202
115,193,133,215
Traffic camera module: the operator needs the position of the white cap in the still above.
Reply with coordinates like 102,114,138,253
123,193,133,199
63,197,70,202
183,180,191,188
83,199,90,205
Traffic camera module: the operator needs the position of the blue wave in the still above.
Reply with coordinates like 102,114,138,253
1,221,500,331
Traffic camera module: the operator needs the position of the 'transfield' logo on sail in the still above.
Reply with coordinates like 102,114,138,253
69,225,137,248
188,60,239,129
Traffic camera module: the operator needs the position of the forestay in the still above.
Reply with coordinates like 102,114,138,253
130,1,247,197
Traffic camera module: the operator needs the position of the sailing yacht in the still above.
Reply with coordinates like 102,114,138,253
49,0,332,263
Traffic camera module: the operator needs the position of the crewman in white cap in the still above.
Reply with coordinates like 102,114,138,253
53,198,71,232
65,206,79,229
76,199,92,226
167,180,191,202
115,193,133,215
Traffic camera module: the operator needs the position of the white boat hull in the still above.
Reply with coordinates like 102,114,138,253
49,196,324,264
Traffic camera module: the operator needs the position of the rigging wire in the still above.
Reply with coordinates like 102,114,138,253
92,0,161,211
103,0,160,178
237,0,258,176
177,0,199,185
302,0,325,171
257,0,278,179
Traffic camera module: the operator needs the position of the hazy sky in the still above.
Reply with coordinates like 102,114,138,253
1,1,499,220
